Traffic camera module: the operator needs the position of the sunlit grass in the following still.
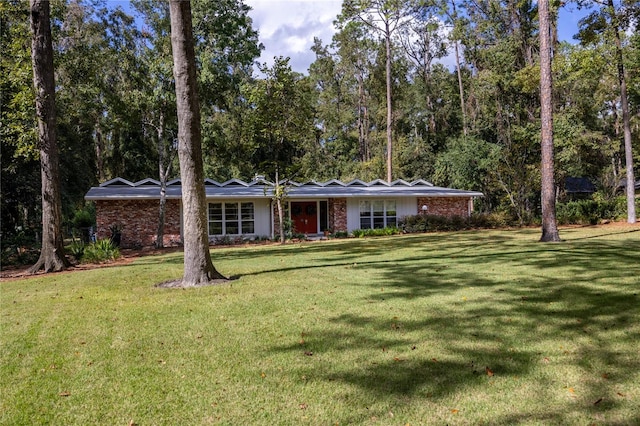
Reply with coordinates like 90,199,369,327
1,225,639,425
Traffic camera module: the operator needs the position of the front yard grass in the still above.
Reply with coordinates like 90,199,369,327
1,225,639,425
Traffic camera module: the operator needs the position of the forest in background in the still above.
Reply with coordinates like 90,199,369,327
2,0,639,240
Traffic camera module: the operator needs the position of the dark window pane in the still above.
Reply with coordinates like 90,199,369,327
225,203,239,221
241,202,254,220
209,222,223,235
242,222,254,234
209,203,223,221
226,222,239,235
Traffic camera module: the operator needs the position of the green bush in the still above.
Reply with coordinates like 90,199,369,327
351,226,400,238
81,239,120,263
399,214,471,233
331,231,349,239
68,240,85,261
555,198,629,225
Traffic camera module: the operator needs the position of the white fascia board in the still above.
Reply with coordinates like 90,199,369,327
100,177,135,187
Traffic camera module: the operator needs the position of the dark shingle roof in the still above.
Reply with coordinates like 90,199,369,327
85,177,484,200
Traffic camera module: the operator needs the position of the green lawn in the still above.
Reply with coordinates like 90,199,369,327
1,226,639,425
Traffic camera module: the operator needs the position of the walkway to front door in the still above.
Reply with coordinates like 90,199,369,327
291,201,318,234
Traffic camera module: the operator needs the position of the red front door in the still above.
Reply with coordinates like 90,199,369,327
291,201,318,234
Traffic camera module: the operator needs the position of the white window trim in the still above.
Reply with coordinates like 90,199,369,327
359,199,397,229
208,202,255,236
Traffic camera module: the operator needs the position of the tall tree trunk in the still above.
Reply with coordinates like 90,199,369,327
28,0,70,273
169,0,226,284
609,0,636,223
538,0,560,242
385,23,393,182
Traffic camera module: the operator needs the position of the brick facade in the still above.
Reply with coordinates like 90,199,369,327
95,199,182,248
417,197,470,217
328,198,347,232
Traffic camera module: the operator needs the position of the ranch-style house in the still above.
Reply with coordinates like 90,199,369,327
84,177,483,248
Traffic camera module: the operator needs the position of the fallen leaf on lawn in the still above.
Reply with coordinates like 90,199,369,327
59,391,70,397
593,398,603,405
601,373,609,379
485,366,494,376
450,409,459,414
299,403,308,410
261,372,266,379
617,392,625,397
543,357,550,364
431,358,438,362
129,421,137,426
394,357,403,362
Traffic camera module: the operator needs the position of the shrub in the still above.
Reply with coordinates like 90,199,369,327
0,231,40,266
352,226,400,238
556,199,620,225
68,240,85,261
81,239,120,263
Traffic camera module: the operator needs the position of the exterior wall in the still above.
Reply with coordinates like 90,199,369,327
95,199,182,248
417,197,471,217
95,195,473,247
328,198,347,232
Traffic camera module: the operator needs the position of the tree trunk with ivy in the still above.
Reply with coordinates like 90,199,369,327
28,0,71,273
169,0,226,285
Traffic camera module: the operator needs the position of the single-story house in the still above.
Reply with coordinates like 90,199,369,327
84,177,483,248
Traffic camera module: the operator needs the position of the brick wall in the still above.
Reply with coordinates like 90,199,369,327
95,199,182,248
328,198,347,232
417,197,471,217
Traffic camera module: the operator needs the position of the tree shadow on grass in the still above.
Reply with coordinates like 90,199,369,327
266,232,640,424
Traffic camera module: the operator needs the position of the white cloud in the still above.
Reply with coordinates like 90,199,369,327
245,0,342,74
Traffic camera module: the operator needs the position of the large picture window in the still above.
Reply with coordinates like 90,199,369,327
359,200,396,229
208,202,254,235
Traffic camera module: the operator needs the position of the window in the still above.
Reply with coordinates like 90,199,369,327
359,200,397,229
208,202,255,235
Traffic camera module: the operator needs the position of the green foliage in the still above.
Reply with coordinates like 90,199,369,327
0,232,40,267
556,197,640,225
68,239,85,261
80,239,120,263
351,226,400,238
71,208,94,229
399,212,518,233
